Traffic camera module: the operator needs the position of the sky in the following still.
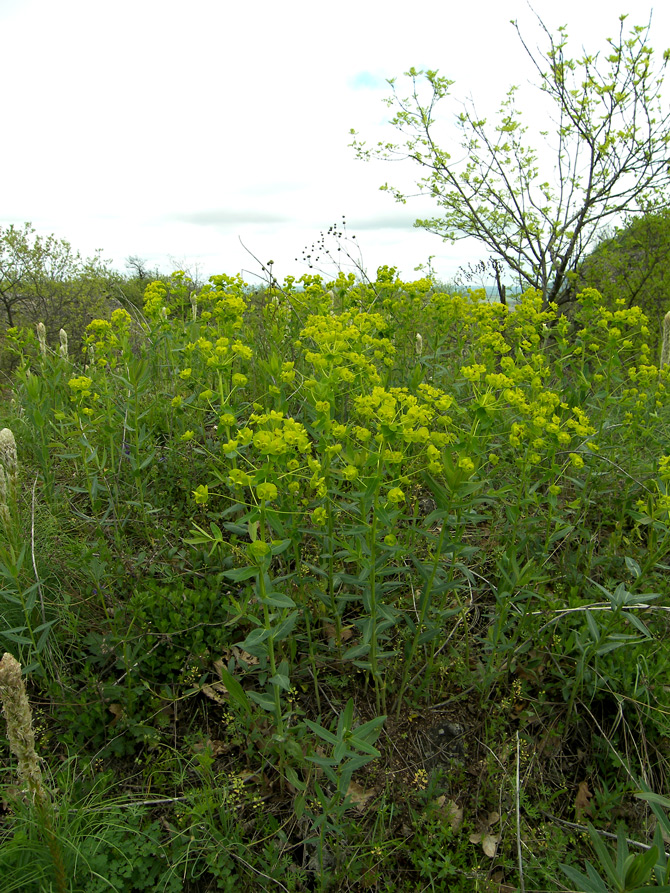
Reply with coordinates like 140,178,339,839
1,0,669,289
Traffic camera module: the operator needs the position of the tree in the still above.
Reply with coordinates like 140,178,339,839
577,209,670,349
0,222,116,345
350,13,670,307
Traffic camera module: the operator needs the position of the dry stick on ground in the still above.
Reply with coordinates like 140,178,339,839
540,811,668,855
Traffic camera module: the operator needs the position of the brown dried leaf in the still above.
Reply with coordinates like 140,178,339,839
231,647,258,666
346,780,375,811
434,796,464,831
108,703,124,725
323,623,353,643
470,831,500,858
200,682,229,705
482,833,500,858
575,780,593,821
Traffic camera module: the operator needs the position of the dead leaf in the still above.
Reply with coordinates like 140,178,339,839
434,796,464,831
490,869,517,892
469,831,500,858
323,623,353,643
108,703,124,725
346,780,375,811
200,682,229,704
190,737,229,757
575,780,593,821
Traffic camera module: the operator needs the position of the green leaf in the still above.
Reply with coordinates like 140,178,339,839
560,863,608,892
223,566,258,582
270,538,292,556
270,673,291,691
215,665,251,712
548,524,574,544
343,642,371,660
241,628,272,649
624,612,652,638
352,715,386,742
585,823,619,889
624,846,658,888
247,691,276,712
293,793,306,819
585,609,600,643
304,719,339,746
624,555,642,579
285,767,306,793
272,611,298,642
260,592,296,609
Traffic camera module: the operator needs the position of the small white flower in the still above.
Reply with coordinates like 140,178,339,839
36,322,47,357
660,310,670,368
0,427,18,486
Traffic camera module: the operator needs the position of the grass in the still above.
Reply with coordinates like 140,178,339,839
0,267,669,891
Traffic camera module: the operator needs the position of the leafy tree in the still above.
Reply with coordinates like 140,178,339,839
0,223,116,346
350,13,670,306
577,209,670,350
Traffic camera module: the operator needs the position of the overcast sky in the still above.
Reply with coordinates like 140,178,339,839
1,0,669,288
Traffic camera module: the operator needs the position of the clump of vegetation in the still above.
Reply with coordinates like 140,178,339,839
0,257,669,891
3,6,670,888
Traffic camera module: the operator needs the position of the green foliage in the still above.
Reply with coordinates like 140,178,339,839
351,15,670,306
578,210,670,352
2,261,670,890
0,223,118,359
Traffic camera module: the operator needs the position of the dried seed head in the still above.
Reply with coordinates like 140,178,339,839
36,322,47,357
0,653,48,806
0,427,18,485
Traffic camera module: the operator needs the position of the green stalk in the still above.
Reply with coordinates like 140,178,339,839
394,521,447,717
258,506,284,735
325,499,342,658
367,489,383,713
293,543,321,712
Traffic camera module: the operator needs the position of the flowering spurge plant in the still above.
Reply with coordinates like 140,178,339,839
187,410,316,748
299,307,394,380
83,308,132,371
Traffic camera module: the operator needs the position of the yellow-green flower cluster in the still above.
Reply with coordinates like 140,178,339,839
219,410,313,504
573,290,650,365
84,309,132,368
625,363,669,414
351,385,456,477
300,310,395,386
68,375,99,417
503,289,555,354
194,274,247,330
143,280,170,321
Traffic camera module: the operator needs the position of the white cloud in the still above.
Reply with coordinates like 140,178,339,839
1,0,668,285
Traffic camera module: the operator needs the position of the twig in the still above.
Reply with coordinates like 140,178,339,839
540,810,667,855
516,732,525,893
